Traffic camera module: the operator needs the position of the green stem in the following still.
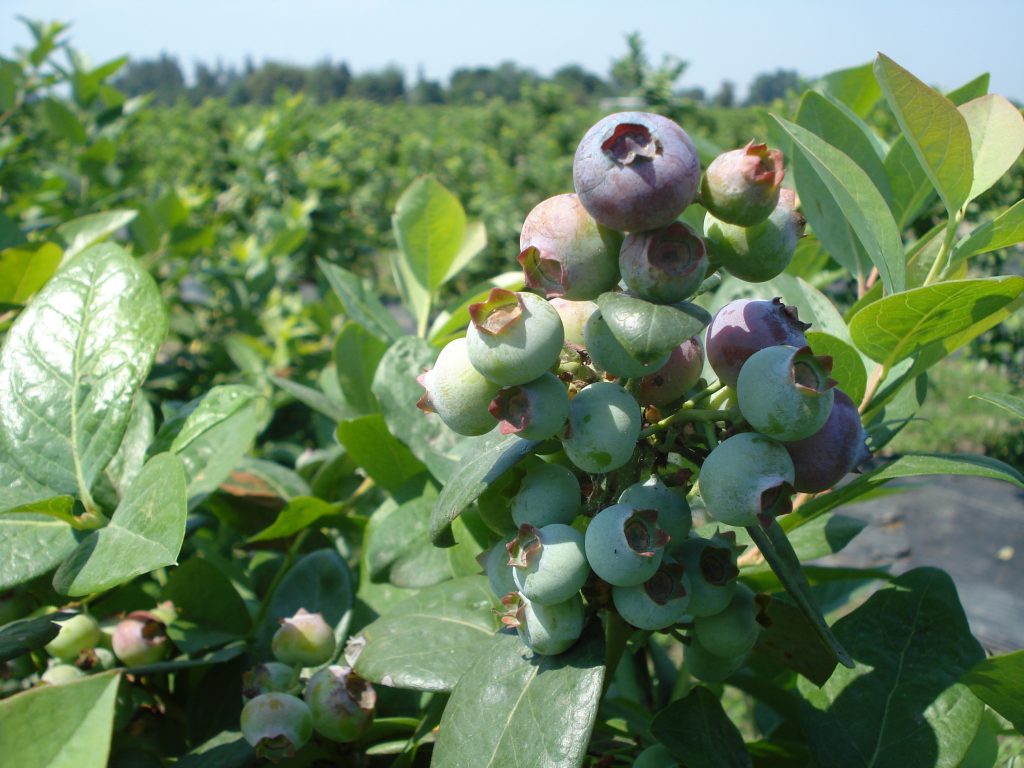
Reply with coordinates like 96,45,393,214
924,209,964,286
601,610,633,696
249,529,311,637
639,408,730,438
858,363,889,414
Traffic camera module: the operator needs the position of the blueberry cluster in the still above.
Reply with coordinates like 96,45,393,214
240,608,376,760
416,112,869,666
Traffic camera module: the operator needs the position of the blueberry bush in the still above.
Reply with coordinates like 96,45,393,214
1,20,1024,768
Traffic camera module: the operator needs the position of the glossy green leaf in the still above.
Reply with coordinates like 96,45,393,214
432,626,604,767
270,374,349,422
41,96,86,144
849,277,1024,367
953,199,1024,262
102,393,154,500
946,73,990,105
875,54,973,216
597,292,710,364
959,94,1024,202
0,671,120,768
0,611,71,662
254,548,353,659
961,650,1024,734
430,434,538,547
0,242,62,305
806,331,867,405
56,210,138,261
336,414,426,493
248,496,344,542
819,62,882,118
53,453,187,596
884,136,935,230
0,244,166,500
319,260,403,342
365,493,452,588
799,568,985,768
353,575,501,692
772,115,905,294
175,732,255,768
969,392,1024,420
371,335,465,483
0,515,79,591
754,594,841,686
160,558,251,638
0,492,75,520
651,686,753,768
334,321,388,415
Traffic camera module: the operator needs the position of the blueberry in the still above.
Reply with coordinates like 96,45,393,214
618,221,708,304
700,141,785,226
508,523,589,606
704,189,805,282
612,559,690,630
489,372,569,441
304,665,376,743
704,297,810,388
466,289,564,386
271,608,336,667
417,336,499,436
585,504,668,587
737,345,835,441
693,584,761,658
561,382,642,473
502,592,585,656
511,462,581,528
240,692,314,759
699,432,795,528
783,389,872,492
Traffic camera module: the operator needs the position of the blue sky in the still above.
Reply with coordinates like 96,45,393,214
2,0,1022,101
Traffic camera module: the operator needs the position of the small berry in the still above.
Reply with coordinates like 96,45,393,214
561,382,641,474
417,337,499,436
489,372,569,440
700,141,785,226
705,297,810,388
44,612,101,663
704,189,805,282
674,531,743,617
549,298,598,348
41,663,86,686
693,584,762,658
511,462,581,528
501,592,585,656
617,475,692,552
585,504,669,587
240,692,313,759
637,336,704,408
699,432,796,528
737,345,836,442
479,534,518,599
783,389,872,492
618,221,708,304
612,560,690,630
243,662,297,700
304,665,376,743
271,608,336,667
112,610,171,667
466,289,565,386
508,523,589,606
685,636,748,682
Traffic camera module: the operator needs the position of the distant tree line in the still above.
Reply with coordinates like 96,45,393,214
114,41,806,109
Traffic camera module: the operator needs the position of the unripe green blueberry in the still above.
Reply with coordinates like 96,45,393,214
562,381,641,474
502,592,585,656
489,372,569,440
700,141,785,226
619,221,708,304
112,611,171,667
617,475,692,552
635,744,679,768
693,584,762,658
304,665,376,743
637,336,704,408
511,462,581,528
674,531,742,617
704,297,810,388
574,112,700,232
699,432,795,527
612,560,690,630
479,534,518,599
703,189,805,282
243,662,298,700
585,504,668,587
783,389,872,492
41,663,86,686
271,608,336,667
584,309,670,378
416,337,498,436
78,646,117,672
549,298,598,348
466,289,564,386
508,523,589,606
737,345,835,441
240,692,313,759
44,612,102,662
685,636,748,682
518,193,623,300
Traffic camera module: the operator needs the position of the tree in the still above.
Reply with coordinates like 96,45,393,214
114,54,186,105
745,69,805,105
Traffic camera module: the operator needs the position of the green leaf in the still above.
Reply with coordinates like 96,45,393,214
753,594,841,686
0,611,71,662
318,260,403,342
0,515,78,591
432,626,604,767
270,375,349,422
597,292,710,364
353,575,501,692
953,199,1024,262
946,73,990,105
799,568,985,768
772,115,905,294
0,242,62,305
254,548,353,659
874,54,974,216
41,96,86,144
160,558,251,639
228,457,310,502
334,322,388,415
247,496,344,542
961,650,1024,734
849,277,1024,367
56,210,138,261
958,94,1024,202
885,136,935,230
806,331,867,406
819,62,882,118
0,244,166,500
53,453,187,596
650,686,753,768
364,493,453,588
969,392,1024,420
0,671,120,768
336,414,426,493
175,732,255,768
102,393,154,500
430,434,538,547
371,335,467,483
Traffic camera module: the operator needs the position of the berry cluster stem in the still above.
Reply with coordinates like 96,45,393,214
640,408,730,438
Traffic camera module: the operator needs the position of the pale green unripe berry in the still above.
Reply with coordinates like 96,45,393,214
699,432,796,527
612,560,690,630
618,475,692,553
466,289,564,386
304,665,376,743
44,612,101,662
479,534,518,599
737,344,835,441
489,372,569,440
509,523,589,606
703,189,805,282
271,608,336,667
503,592,585,656
561,381,641,474
693,584,762,659
243,662,298,700
685,636,748,682
675,532,742,617
549,298,598,348
417,337,498,436
700,141,785,226
41,663,86,686
240,692,313,759
585,504,668,587
511,462,581,528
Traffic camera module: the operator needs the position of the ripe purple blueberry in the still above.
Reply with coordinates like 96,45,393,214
304,665,376,743
704,189,806,282
699,432,796,528
466,289,564,386
518,193,622,300
618,221,708,304
704,297,810,388
637,336,704,408
700,141,785,226
737,345,836,441
573,112,700,232
783,389,872,492
271,608,336,667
